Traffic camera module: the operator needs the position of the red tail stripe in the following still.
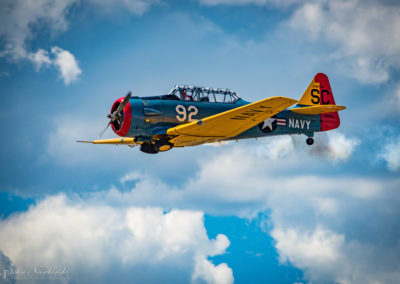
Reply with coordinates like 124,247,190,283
315,73,340,131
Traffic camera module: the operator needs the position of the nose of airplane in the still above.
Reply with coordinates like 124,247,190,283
110,97,132,137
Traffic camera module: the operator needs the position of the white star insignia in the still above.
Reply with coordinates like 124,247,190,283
262,118,276,130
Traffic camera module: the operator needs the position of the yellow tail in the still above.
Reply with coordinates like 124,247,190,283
295,73,345,131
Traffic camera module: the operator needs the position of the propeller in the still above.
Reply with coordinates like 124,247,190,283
98,91,132,139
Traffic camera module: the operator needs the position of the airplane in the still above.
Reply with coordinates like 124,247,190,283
78,73,346,154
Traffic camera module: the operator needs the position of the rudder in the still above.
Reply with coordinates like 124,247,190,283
298,73,340,131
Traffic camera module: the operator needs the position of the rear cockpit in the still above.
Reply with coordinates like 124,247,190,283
167,85,240,103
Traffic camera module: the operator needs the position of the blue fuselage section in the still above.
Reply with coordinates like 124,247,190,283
122,97,321,142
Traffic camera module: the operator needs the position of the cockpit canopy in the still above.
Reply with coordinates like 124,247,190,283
167,85,240,103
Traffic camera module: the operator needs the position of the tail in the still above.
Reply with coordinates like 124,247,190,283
295,73,345,131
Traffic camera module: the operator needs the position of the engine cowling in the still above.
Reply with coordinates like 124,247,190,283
110,97,132,137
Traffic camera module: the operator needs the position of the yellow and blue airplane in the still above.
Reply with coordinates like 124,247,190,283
78,73,345,154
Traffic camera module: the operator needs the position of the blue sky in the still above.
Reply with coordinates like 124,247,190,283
0,0,400,283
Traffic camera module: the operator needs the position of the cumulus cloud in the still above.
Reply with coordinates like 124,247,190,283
0,194,232,284
90,0,159,15
46,115,141,166
28,49,52,71
253,132,359,162
396,84,400,110
379,136,400,172
95,158,385,216
272,227,344,267
0,0,157,83
198,0,400,84
310,131,360,162
270,223,400,283
0,251,16,284
86,144,400,284
0,0,157,60
0,0,76,61
254,136,294,160
192,254,234,284
0,0,82,84
271,224,400,283
25,46,82,85
198,0,300,6
6,140,400,283
20,46,83,85
51,46,82,85
47,116,101,164
288,0,400,83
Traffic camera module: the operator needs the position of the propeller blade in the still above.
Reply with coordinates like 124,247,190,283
110,91,132,122
98,121,111,139
98,91,132,138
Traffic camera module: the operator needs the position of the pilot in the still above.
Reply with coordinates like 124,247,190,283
180,89,193,101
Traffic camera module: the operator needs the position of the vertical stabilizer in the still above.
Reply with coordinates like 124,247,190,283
298,73,340,131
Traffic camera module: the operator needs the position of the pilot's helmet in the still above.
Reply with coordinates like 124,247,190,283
180,89,188,99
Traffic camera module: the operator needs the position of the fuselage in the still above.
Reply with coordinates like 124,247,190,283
78,73,343,154
114,96,321,144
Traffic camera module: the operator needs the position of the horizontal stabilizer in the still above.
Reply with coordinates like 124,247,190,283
76,138,137,145
290,104,346,115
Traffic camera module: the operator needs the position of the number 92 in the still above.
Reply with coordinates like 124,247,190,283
175,105,198,122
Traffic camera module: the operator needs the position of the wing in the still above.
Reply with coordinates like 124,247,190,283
167,96,297,147
77,138,138,145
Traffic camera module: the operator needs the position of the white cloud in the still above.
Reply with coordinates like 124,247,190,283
90,0,158,15
192,254,234,284
120,171,144,184
79,138,367,215
289,0,400,83
83,144,400,284
254,136,294,160
0,194,233,284
272,227,344,266
0,0,81,84
198,0,300,7
325,131,360,162
7,140,400,283
0,0,157,60
0,0,157,83
47,116,101,165
46,115,137,166
270,225,400,283
2,44,83,85
88,147,382,218
0,0,76,61
379,136,400,172
254,132,359,163
51,46,82,85
396,84,400,110
199,0,400,84
0,250,15,283
312,197,338,217
28,49,52,71
25,46,82,85
270,224,400,283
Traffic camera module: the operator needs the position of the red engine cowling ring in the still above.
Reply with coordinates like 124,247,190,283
110,97,132,137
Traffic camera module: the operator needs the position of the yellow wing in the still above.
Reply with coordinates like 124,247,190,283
167,96,297,147
77,138,139,145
